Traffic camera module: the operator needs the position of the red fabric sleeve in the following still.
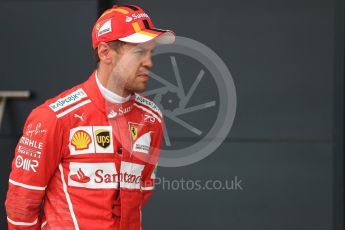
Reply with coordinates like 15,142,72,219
140,121,163,207
5,107,64,229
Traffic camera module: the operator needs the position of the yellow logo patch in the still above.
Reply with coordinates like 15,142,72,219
95,129,111,148
71,130,91,150
130,124,138,141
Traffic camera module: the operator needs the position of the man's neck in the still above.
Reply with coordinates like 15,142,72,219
96,65,131,98
96,67,131,104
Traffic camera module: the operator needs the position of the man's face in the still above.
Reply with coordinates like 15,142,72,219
108,41,156,95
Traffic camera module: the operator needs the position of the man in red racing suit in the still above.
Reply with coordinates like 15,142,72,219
5,4,175,230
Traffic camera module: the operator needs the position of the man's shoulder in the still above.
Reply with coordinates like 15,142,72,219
133,93,162,118
31,82,89,120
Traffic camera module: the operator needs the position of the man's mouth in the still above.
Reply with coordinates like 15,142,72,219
137,74,149,80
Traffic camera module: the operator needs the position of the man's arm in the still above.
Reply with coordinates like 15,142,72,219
5,107,64,229
140,122,163,207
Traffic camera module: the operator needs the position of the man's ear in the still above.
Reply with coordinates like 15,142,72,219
97,42,113,64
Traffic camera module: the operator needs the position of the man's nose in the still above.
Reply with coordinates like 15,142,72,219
142,53,153,69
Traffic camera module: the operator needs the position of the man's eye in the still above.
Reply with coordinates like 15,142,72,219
135,49,145,54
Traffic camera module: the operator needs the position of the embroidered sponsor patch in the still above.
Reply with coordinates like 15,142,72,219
120,162,145,189
49,89,88,112
129,123,139,141
95,129,111,149
25,122,47,137
67,162,145,189
98,19,112,37
68,162,117,189
19,137,44,150
93,126,113,153
69,126,114,155
15,155,39,173
133,132,151,154
135,94,162,117
16,136,44,172
17,145,41,158
71,130,92,150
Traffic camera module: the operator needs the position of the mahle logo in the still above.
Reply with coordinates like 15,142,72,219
95,129,111,148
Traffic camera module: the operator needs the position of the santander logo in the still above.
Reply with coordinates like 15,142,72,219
125,16,133,23
68,162,145,189
118,105,133,115
125,13,149,23
70,168,91,183
94,170,141,184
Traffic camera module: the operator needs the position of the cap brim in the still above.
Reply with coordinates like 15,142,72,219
118,29,175,44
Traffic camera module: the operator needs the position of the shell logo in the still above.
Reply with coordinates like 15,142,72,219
71,130,91,150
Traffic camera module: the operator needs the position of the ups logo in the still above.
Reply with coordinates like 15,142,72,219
95,129,111,148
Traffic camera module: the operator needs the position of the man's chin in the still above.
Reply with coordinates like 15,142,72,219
131,86,147,94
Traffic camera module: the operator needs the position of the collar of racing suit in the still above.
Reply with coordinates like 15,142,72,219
84,71,136,119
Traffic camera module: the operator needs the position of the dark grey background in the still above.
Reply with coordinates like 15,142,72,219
0,0,343,229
